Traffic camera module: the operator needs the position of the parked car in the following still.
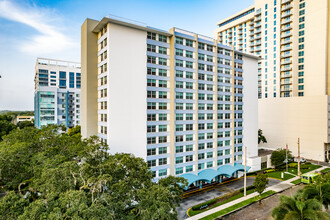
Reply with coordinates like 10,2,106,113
294,157,306,163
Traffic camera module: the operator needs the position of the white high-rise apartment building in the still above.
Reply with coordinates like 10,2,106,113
216,0,330,161
34,58,81,128
81,16,259,185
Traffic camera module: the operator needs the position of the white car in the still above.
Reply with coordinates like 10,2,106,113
294,158,306,163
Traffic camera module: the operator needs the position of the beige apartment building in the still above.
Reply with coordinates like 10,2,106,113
81,16,260,183
215,0,330,161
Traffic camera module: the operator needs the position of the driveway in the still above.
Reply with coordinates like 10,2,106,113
177,177,282,220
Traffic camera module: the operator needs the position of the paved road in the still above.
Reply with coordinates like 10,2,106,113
177,177,282,220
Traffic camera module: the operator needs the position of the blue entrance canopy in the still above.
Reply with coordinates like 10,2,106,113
179,163,251,187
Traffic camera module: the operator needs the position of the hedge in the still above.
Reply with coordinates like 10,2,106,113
192,198,217,211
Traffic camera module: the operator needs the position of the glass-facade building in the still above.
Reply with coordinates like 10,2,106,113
34,58,81,128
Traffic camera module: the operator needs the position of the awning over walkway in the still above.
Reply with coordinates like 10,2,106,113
179,163,250,187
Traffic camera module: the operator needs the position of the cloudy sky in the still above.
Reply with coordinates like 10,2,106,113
0,0,253,111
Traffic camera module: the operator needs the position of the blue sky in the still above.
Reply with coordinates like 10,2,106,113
0,0,253,110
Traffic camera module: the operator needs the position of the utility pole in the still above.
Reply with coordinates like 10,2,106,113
298,138,301,177
244,146,247,197
286,144,288,173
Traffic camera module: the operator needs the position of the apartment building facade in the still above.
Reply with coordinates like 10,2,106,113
34,58,81,128
215,0,330,161
81,17,259,183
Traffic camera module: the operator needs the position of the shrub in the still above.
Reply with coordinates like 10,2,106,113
288,163,298,168
300,164,310,169
265,169,275,173
192,198,217,211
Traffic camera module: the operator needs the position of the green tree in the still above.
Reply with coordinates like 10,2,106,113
17,120,34,129
303,174,330,210
253,173,269,204
258,129,267,144
271,148,293,168
0,125,187,219
0,120,17,141
272,190,330,220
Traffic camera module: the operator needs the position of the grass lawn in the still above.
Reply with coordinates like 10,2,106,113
200,190,276,220
291,178,301,185
265,171,295,180
321,168,330,174
287,164,322,176
188,189,256,216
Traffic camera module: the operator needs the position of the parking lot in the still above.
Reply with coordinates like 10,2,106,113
177,177,282,219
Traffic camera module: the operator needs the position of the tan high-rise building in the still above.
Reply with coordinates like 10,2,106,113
215,0,330,161
81,16,260,184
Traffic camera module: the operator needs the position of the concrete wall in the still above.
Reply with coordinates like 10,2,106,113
107,23,147,159
242,55,259,158
81,19,99,138
258,95,329,161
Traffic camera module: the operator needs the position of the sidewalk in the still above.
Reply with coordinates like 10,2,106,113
187,165,328,220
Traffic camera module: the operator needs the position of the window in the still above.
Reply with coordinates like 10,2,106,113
159,114,167,121
176,146,183,153
186,155,193,162
176,70,183,77
176,49,183,56
147,160,156,167
186,39,193,47
159,80,167,88
158,34,167,42
147,102,156,109
159,47,167,54
159,169,167,177
159,91,167,99
159,58,167,66
198,163,204,170
159,69,167,77
147,148,156,156
159,147,167,154
159,136,167,143
198,153,205,160
159,158,167,165
147,32,156,40
147,91,156,98
147,44,156,52
186,72,193,79
147,56,156,64
186,165,193,172
176,167,183,175
147,125,156,133
159,124,167,132
186,51,193,58
176,37,183,45
186,61,193,68
176,60,183,67
186,145,193,152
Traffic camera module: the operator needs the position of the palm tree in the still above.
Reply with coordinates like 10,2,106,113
272,191,330,220
303,182,330,210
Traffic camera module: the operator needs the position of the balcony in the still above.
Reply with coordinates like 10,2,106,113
255,29,261,35
281,80,293,85
281,53,292,58
238,46,243,50
255,47,262,52
281,11,293,18
228,29,233,34
281,32,292,38
281,25,292,32
281,66,292,71
281,4,292,11
249,31,255,36
281,59,292,65
281,86,292,91
281,0,292,5
281,18,292,25
281,73,292,78
255,34,261,40
249,37,255,41
255,40,262,46
238,25,243,30
249,21,254,26
238,36,243,40
250,42,255,46
255,16,261,22
255,23,261,28
281,38,292,45
281,46,292,52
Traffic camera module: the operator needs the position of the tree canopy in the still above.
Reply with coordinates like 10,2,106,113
270,148,293,167
253,173,269,204
0,125,187,219
258,129,267,144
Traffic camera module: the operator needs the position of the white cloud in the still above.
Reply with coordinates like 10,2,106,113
0,0,78,54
